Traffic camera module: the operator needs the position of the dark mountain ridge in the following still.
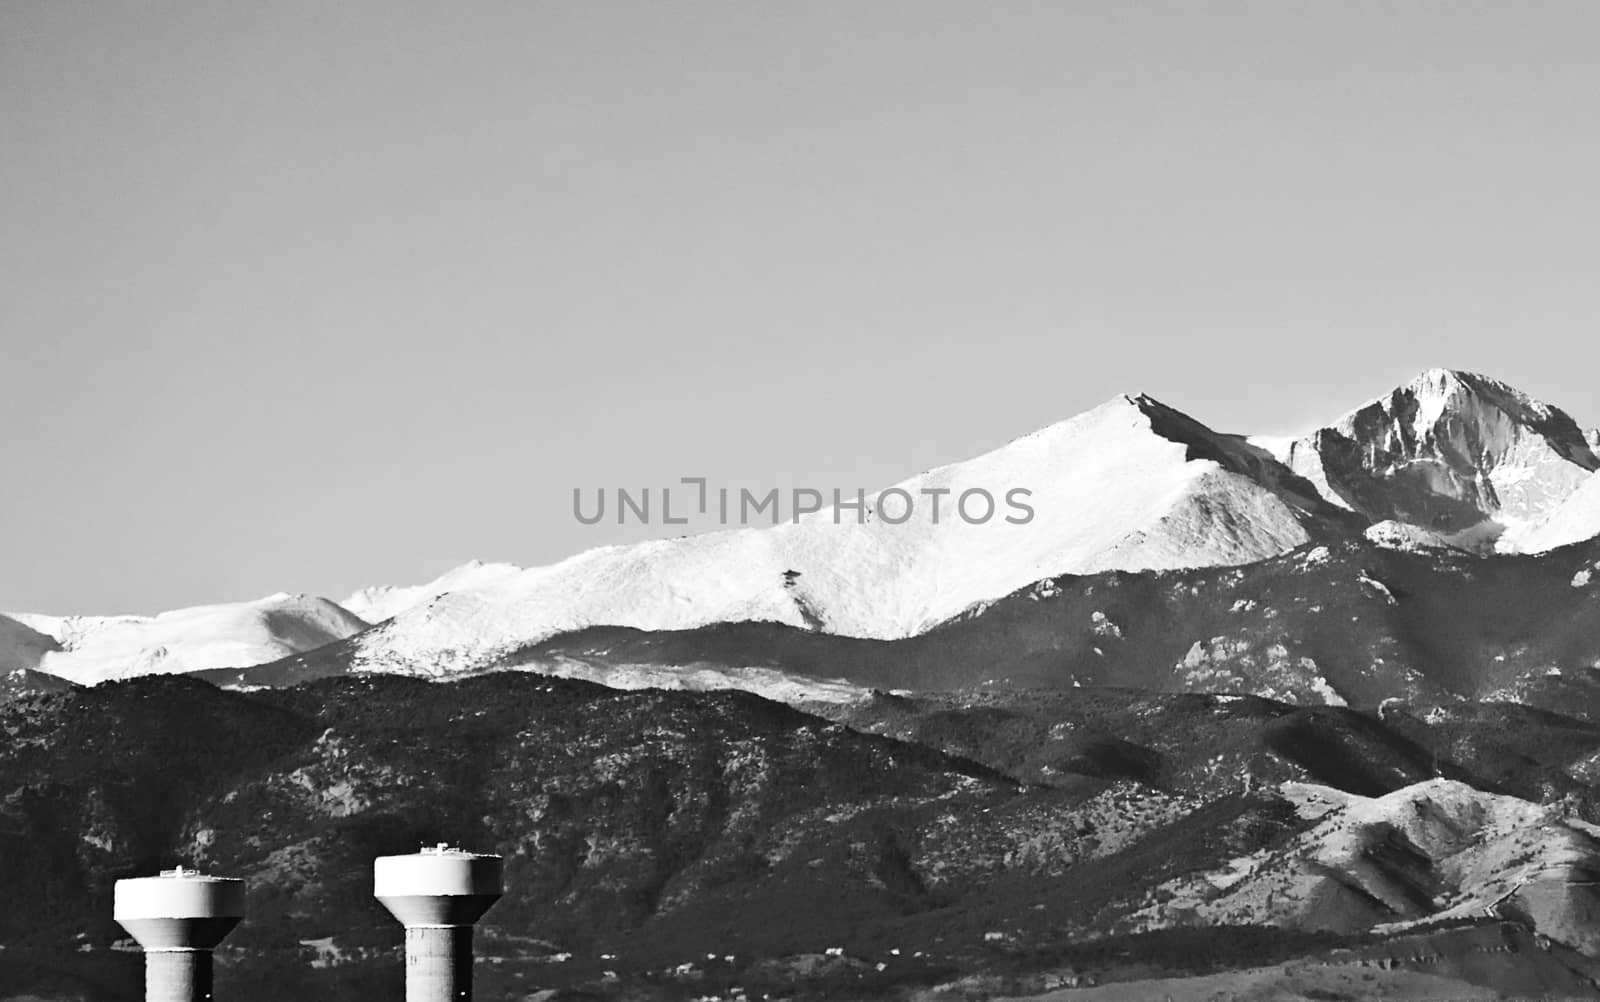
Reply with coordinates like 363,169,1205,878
10,673,1600,1000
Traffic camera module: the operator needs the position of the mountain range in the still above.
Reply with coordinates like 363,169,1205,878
9,368,1600,1002
6,368,1598,703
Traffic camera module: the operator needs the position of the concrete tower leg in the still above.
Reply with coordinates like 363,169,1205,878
143,949,212,1002
405,926,473,1002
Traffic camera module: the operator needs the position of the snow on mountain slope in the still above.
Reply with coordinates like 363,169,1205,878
350,394,1340,676
0,614,59,673
19,369,1596,692
1506,470,1600,555
1278,370,1598,546
12,594,370,685
1132,779,1600,954
1361,519,1466,553
341,559,522,623
500,655,873,707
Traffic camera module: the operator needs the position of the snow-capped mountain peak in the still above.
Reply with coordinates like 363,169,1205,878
343,390,1337,677
1408,368,1596,463
7,593,370,685
340,559,524,624
12,368,1600,689
1279,368,1597,546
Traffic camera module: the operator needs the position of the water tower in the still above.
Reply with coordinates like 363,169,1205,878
114,866,245,1002
374,844,503,1002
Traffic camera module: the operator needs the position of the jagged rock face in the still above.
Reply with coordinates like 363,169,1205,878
1282,370,1598,537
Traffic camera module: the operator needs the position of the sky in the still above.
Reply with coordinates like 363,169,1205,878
4,1,1600,614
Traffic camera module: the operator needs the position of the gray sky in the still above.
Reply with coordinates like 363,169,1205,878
5,1,1599,614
